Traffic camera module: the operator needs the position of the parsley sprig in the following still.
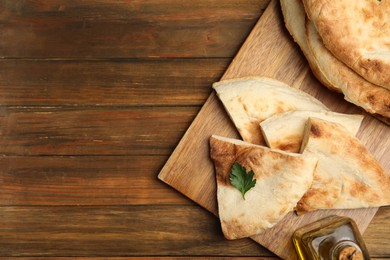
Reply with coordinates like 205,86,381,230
229,162,256,200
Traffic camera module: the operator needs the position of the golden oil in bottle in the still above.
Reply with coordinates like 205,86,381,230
292,215,370,260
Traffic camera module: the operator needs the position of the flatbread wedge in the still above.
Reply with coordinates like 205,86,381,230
296,117,390,213
305,20,390,122
213,77,328,145
210,135,318,239
302,0,390,89
260,110,363,153
279,0,338,92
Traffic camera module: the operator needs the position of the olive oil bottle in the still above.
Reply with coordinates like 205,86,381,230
293,215,370,260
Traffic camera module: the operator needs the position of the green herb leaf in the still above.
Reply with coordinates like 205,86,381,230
229,162,256,200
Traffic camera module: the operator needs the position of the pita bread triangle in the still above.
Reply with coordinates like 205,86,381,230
296,117,390,214
260,110,363,153
213,77,328,145
209,135,318,239
302,0,390,89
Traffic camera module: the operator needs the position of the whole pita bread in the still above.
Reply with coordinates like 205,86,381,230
210,135,317,239
260,110,363,153
302,0,390,89
213,77,328,145
279,0,339,92
296,117,390,213
306,20,390,121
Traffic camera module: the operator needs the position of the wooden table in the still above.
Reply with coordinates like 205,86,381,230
0,1,389,259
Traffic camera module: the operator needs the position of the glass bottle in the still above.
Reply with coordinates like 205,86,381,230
292,215,370,260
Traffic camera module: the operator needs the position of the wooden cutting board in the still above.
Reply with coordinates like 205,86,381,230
158,0,389,259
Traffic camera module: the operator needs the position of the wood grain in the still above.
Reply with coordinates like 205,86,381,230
0,205,272,257
0,258,281,260
0,0,269,58
0,258,282,260
364,206,390,257
0,256,280,260
0,107,198,156
0,156,189,205
0,205,388,257
158,0,390,259
0,0,389,258
0,59,228,106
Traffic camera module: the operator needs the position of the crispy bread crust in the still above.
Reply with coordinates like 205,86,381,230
280,0,340,92
302,0,390,89
305,20,390,120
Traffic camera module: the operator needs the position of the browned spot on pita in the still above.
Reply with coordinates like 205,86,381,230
236,147,269,179
297,173,342,211
222,217,256,239
366,94,376,103
296,198,312,213
210,138,236,186
349,180,369,197
274,101,295,116
359,58,383,73
343,135,386,175
242,101,250,113
348,180,381,203
285,155,309,174
309,118,339,140
278,142,299,152
362,7,375,22
243,121,264,145
273,163,282,172
310,123,322,137
273,135,302,153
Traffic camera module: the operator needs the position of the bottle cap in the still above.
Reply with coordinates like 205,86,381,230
337,245,364,260
331,241,365,260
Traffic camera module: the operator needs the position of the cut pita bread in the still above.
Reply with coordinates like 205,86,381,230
279,0,339,92
260,110,363,153
302,0,390,89
296,117,390,213
306,20,390,121
210,135,317,239
212,77,328,145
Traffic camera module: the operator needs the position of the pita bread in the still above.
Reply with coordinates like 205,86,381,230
260,110,363,153
213,77,328,145
279,0,339,92
302,0,390,89
296,117,390,213
209,135,317,239
306,20,390,121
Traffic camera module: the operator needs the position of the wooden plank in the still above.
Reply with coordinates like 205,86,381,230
0,0,269,58
0,205,272,257
0,59,228,106
0,256,282,260
158,1,390,259
2,257,390,260
0,205,388,257
363,206,390,257
0,107,198,156
0,258,388,260
0,155,190,206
